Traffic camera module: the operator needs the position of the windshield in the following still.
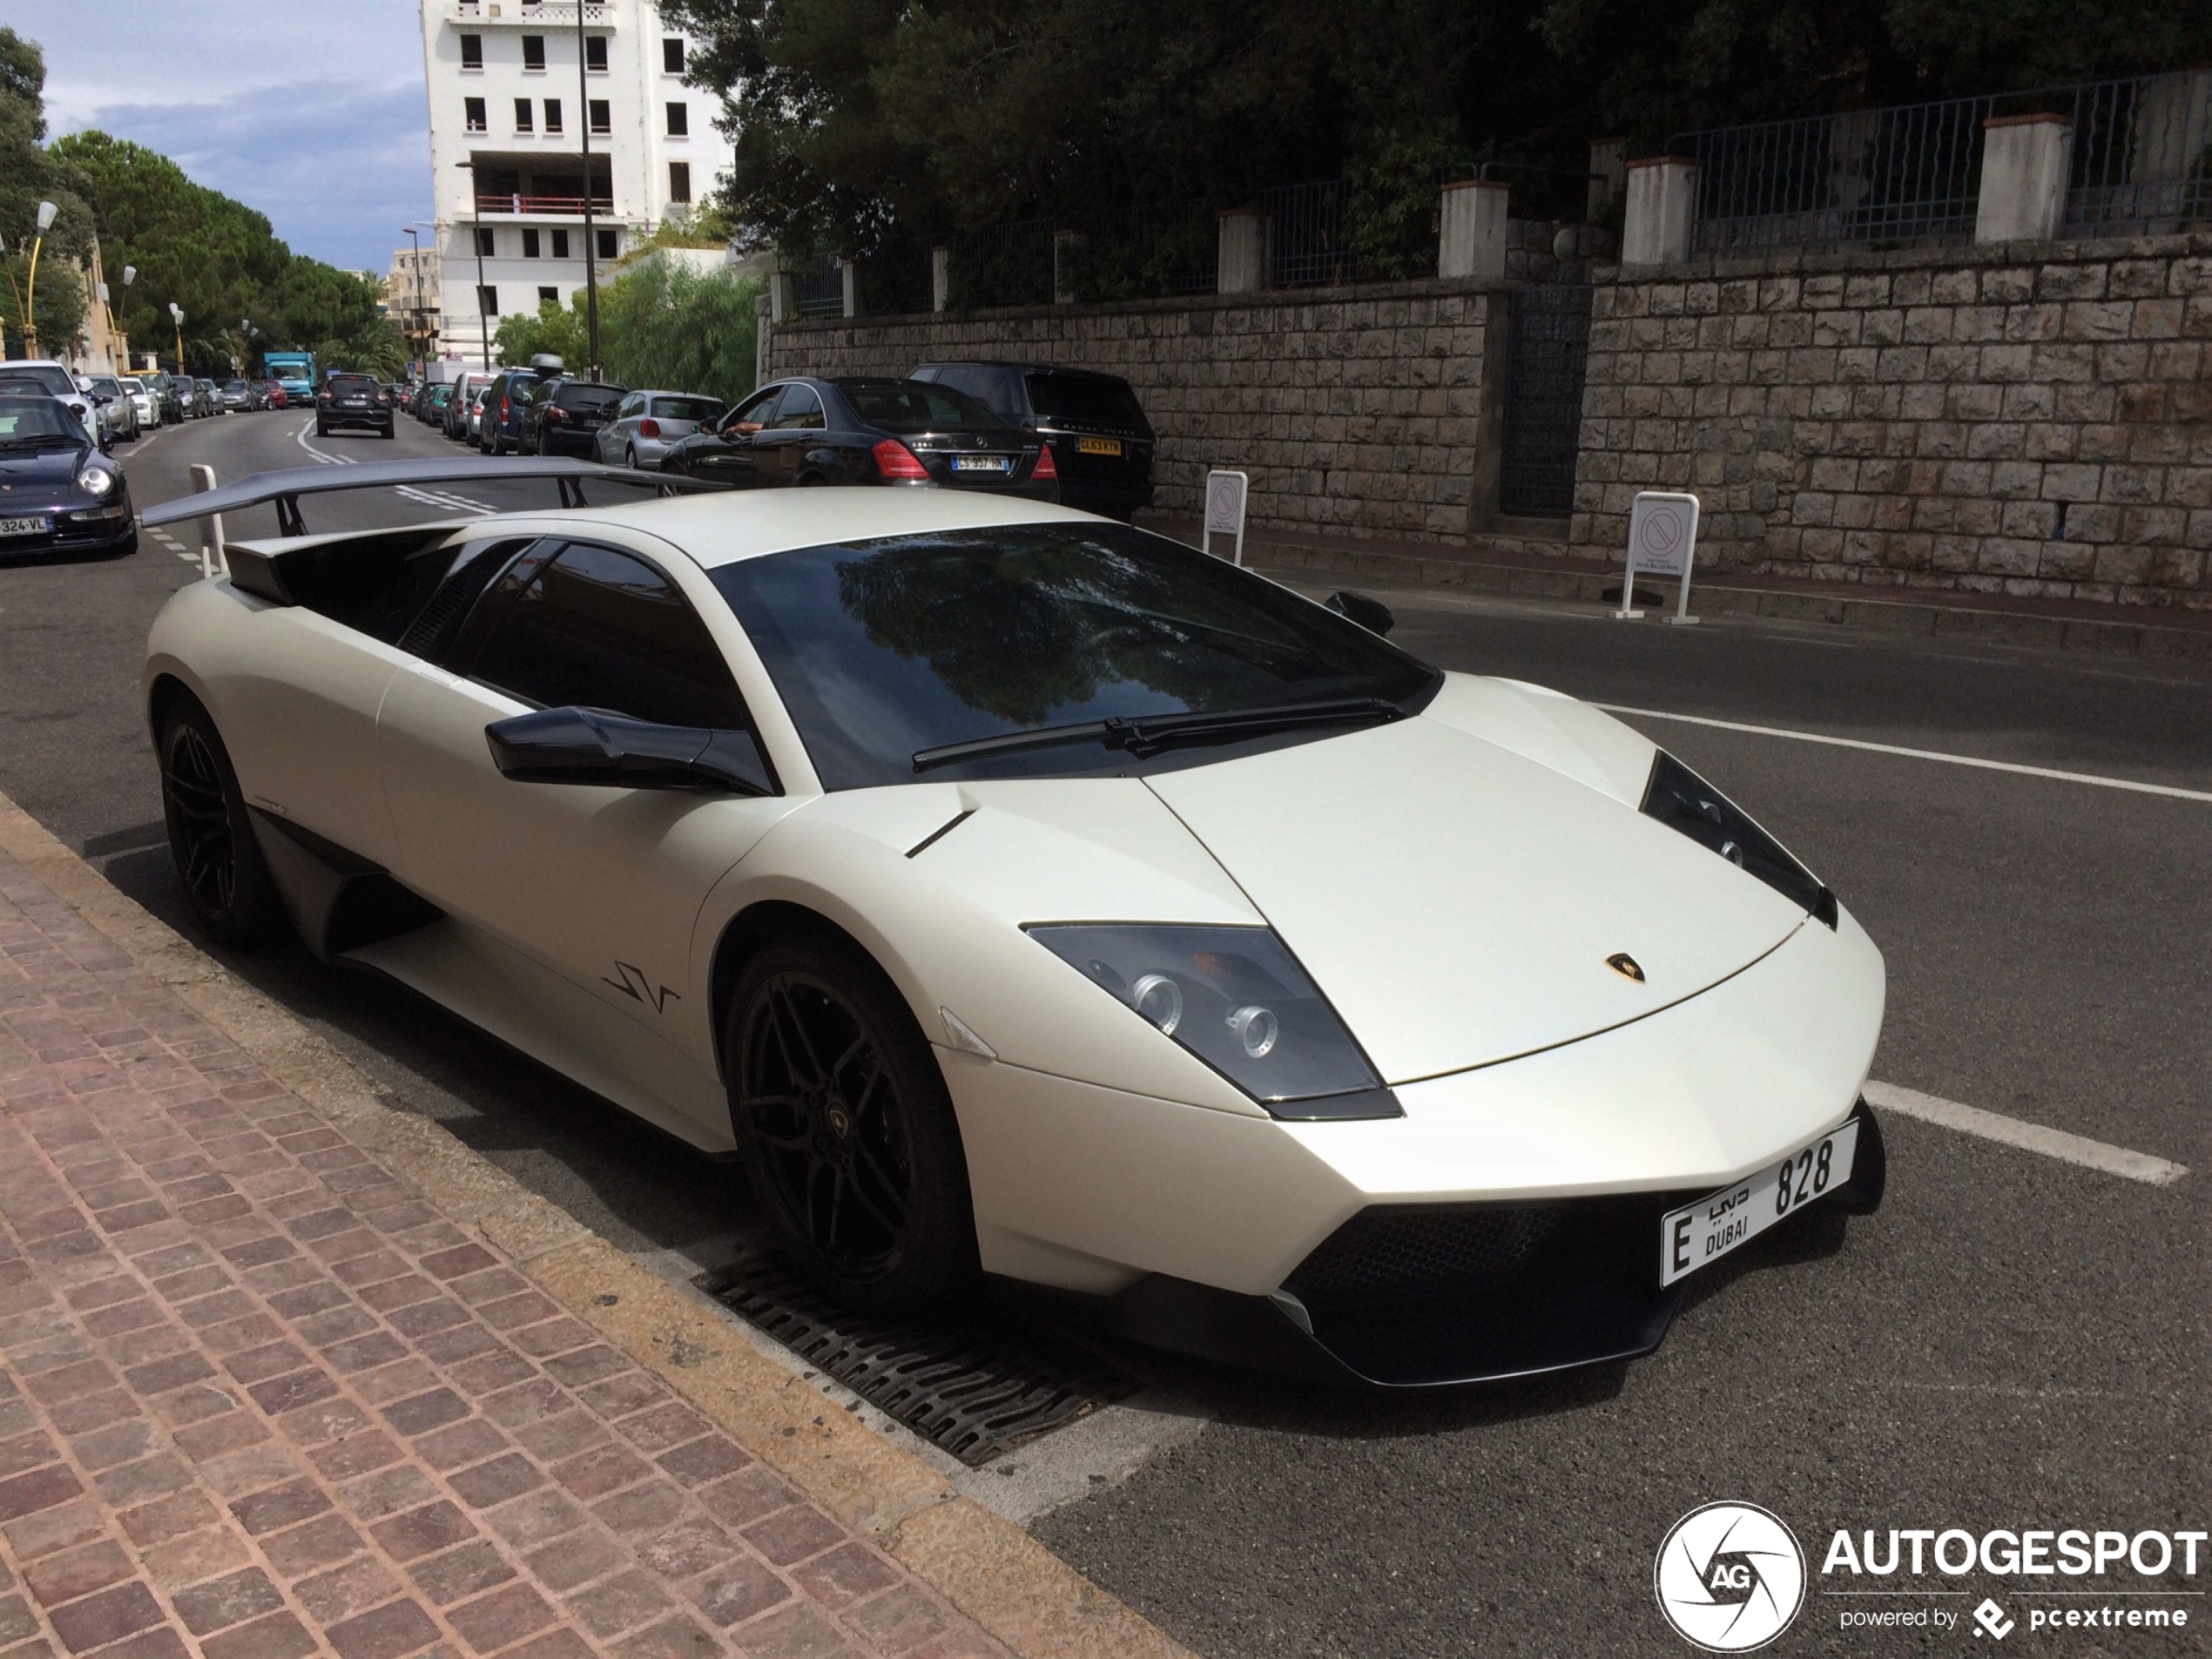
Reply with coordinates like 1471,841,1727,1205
651,395,721,422
1025,373,1147,428
837,380,1006,435
0,399,86,442
711,523,1436,789
88,377,122,395
556,383,624,410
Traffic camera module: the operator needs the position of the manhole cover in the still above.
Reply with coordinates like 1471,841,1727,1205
696,1254,1134,1467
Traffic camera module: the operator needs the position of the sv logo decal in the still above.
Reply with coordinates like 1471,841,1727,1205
602,961,680,1014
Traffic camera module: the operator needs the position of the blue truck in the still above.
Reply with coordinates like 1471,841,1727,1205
261,351,316,406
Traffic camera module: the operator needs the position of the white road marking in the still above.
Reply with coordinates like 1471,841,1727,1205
1863,1079,2189,1185
1598,704,2212,804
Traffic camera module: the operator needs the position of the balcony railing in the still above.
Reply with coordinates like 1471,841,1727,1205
475,193,616,217
450,2,615,25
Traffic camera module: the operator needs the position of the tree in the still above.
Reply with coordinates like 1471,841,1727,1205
660,0,2212,252
0,27,96,355
596,262,762,400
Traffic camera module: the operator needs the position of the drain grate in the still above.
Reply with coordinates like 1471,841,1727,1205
697,1255,1134,1467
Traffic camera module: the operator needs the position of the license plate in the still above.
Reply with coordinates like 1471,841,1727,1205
1661,1120,1858,1286
1076,436,1123,457
952,455,1011,472
0,516,53,537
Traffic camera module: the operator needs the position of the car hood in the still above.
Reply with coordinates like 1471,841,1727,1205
1143,711,1809,1083
0,447,91,500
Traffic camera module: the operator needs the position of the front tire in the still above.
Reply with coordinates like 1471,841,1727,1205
725,933,978,1316
158,698,284,948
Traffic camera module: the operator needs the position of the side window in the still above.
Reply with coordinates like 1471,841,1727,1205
984,370,1028,419
766,385,824,430
726,386,783,429
469,542,749,730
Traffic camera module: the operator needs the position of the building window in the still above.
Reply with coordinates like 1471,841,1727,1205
478,286,499,316
585,36,607,72
663,37,685,73
664,101,688,137
669,162,691,204
522,34,545,70
588,99,610,134
543,98,562,134
538,286,558,307
475,227,495,257
513,98,533,132
459,34,482,70
596,228,618,260
464,97,487,132
551,228,570,259
523,228,541,259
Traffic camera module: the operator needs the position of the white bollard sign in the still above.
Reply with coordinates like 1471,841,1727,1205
1613,489,1700,624
1203,469,1249,566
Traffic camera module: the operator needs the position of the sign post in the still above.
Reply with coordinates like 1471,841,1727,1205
187,463,227,580
1203,469,1249,566
1613,490,1700,624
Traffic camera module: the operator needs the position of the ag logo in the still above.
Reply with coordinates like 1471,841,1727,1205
1655,1502,1806,1651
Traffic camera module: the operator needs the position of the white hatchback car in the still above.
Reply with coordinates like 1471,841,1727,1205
140,462,1886,1388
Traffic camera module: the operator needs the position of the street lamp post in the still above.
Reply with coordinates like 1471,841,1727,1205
402,225,424,372
454,161,490,370
23,200,57,357
168,301,185,381
577,2,601,381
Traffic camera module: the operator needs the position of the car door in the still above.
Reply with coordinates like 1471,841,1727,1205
603,392,644,462
684,386,782,487
749,383,826,485
375,536,798,1106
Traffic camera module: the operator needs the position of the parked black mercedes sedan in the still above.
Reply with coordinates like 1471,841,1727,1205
0,395,136,559
657,377,1057,499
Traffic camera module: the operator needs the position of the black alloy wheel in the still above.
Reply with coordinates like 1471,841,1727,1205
158,700,283,948
726,936,977,1314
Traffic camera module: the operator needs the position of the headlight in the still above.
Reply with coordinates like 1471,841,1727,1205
1026,924,1399,1120
1641,752,1837,926
76,465,117,497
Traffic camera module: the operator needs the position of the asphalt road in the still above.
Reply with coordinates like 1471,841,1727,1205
3,408,2206,1656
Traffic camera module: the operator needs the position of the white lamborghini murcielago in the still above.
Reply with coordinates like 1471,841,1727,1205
142,460,1885,1388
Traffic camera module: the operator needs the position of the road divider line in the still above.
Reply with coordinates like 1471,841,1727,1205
1863,1079,2189,1185
1596,705,2212,804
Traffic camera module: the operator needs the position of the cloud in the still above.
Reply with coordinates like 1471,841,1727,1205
11,0,431,273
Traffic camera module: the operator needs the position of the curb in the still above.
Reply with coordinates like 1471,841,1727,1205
1192,536,2212,664
0,791,1192,1659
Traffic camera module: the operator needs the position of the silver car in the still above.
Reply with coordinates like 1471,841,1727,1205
81,374,141,443
594,389,728,469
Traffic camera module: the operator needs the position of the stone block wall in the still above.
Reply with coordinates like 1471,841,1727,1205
764,280,1495,541
1572,233,2212,608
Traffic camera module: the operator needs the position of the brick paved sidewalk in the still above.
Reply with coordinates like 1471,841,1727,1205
0,842,1005,1658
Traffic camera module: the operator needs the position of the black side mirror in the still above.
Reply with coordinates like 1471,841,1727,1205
1325,590,1396,637
485,706,775,796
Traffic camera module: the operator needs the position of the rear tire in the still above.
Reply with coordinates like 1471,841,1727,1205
158,698,285,949
725,932,978,1316
624,444,638,470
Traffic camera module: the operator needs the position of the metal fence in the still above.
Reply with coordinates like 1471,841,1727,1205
1671,70,2212,254
947,218,1055,310
791,258,844,319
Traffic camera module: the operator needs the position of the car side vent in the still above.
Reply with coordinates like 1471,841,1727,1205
1286,1204,1561,1312
398,537,533,662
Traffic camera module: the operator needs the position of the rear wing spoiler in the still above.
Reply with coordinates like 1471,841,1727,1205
140,457,726,537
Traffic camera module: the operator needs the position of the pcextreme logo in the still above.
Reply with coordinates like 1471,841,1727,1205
1655,1502,1808,1652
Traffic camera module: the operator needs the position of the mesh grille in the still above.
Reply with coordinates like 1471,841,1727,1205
1288,1204,1561,1310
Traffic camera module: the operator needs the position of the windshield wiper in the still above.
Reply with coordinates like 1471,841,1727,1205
912,695,1404,772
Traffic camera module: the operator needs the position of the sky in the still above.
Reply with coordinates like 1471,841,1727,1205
4,0,432,275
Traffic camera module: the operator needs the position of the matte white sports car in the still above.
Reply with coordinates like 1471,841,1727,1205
142,461,1885,1388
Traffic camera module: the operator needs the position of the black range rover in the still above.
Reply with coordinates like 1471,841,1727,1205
908,361,1155,521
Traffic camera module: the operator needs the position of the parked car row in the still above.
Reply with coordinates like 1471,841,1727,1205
402,356,1155,519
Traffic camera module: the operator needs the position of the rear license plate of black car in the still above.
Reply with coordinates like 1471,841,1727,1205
1076,436,1123,457
953,455,1011,472
0,516,53,537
